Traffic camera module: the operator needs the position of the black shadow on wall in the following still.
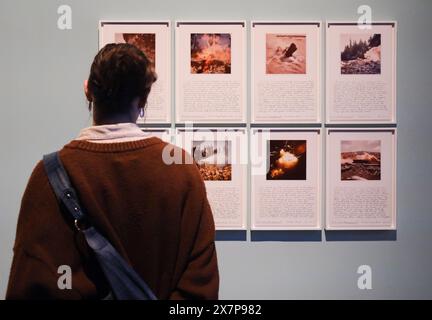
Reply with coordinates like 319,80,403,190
324,230,397,241
250,230,322,242
216,230,247,241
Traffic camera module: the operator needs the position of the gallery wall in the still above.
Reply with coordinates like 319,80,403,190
1,0,432,299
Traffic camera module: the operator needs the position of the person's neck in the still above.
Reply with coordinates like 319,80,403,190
92,114,137,126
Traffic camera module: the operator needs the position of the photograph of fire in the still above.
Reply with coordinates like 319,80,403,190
190,33,231,74
115,33,156,70
267,140,307,180
266,34,306,74
341,140,381,181
192,140,232,181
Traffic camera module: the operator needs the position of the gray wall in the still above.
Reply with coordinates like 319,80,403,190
1,0,431,299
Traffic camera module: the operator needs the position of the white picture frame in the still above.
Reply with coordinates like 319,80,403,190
139,126,174,144
251,128,322,230
99,20,172,124
175,127,247,230
325,128,397,230
251,21,321,124
175,21,247,124
325,21,397,124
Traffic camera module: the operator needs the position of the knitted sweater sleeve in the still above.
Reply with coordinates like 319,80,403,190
6,161,82,299
169,164,219,300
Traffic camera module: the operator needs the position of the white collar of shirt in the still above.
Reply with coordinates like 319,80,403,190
75,123,151,143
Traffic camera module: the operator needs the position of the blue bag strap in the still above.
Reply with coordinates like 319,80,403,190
82,226,157,300
42,151,157,300
43,152,86,223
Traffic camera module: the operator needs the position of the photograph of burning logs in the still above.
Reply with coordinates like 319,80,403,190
115,33,156,70
192,140,232,181
266,34,306,74
190,33,231,74
341,140,381,181
340,33,381,74
267,140,307,180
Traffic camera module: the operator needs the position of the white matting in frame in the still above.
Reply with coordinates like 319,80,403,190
326,128,397,230
251,128,322,230
175,127,247,230
99,21,172,124
326,21,397,124
251,21,321,123
175,21,246,123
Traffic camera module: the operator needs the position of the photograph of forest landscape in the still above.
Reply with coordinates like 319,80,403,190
191,33,231,74
267,140,307,180
192,140,232,181
115,33,156,70
341,140,381,181
340,33,381,74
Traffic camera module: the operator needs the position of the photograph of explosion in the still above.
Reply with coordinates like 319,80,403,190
341,140,381,181
190,33,231,74
115,33,156,70
340,33,381,74
267,140,307,180
266,34,306,74
192,140,232,181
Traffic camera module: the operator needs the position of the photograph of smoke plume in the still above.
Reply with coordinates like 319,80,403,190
267,140,307,180
266,34,306,74
190,33,231,74
115,33,156,70
341,140,381,181
340,33,381,74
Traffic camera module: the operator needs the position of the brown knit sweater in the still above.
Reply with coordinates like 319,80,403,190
6,137,219,300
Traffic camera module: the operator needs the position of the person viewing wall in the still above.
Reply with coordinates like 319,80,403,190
6,43,219,300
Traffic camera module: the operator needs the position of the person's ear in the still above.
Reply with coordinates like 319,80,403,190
137,97,146,110
84,79,92,102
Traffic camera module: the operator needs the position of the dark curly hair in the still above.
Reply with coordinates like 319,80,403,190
87,43,157,114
